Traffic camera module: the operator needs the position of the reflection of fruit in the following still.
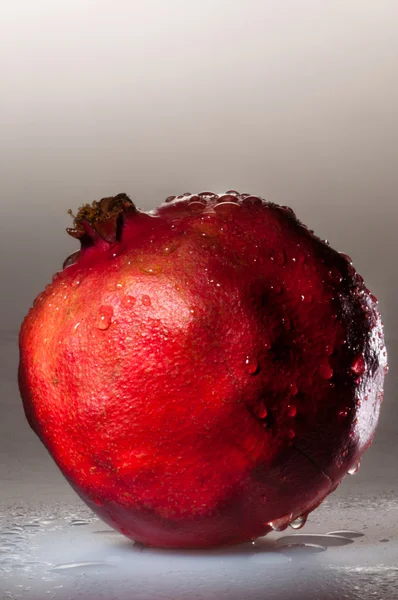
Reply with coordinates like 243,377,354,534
18,191,387,548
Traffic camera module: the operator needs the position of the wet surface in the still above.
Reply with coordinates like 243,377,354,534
1,334,397,599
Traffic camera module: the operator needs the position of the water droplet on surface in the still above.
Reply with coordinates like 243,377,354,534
326,530,364,539
348,462,360,475
245,357,260,375
287,404,297,417
276,533,353,547
319,364,333,379
338,409,349,419
92,529,119,536
289,383,298,396
141,295,151,306
96,306,113,330
39,519,55,525
351,355,365,375
70,519,90,526
50,561,112,573
277,543,326,556
289,515,307,529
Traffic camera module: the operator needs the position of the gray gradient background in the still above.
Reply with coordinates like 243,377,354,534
0,1,397,599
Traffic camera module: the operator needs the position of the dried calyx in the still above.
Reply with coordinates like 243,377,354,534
67,193,136,245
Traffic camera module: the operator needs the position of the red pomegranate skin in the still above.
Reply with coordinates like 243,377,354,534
18,192,387,548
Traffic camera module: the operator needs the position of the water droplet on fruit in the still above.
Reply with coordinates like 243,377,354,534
142,295,151,306
287,404,297,417
289,515,307,529
198,191,218,198
319,364,333,379
289,383,298,396
217,194,240,203
188,197,206,211
71,273,82,287
351,355,365,375
287,428,296,439
123,295,136,307
255,405,268,419
242,195,263,206
340,252,353,265
63,250,81,269
269,516,291,531
328,268,343,284
338,409,349,419
96,306,113,330
297,253,306,265
245,357,260,375
271,250,285,265
348,462,360,475
270,523,283,532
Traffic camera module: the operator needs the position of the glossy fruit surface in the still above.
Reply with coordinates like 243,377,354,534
18,192,387,548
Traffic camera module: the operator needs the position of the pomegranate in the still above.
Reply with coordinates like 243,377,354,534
18,191,387,548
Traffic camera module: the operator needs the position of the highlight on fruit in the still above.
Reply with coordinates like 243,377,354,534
18,191,387,548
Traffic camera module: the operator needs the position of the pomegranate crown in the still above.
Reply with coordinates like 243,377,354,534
66,193,136,246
